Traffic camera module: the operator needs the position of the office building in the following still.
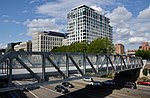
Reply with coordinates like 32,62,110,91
115,44,125,54
6,42,21,52
32,31,66,52
67,4,112,45
14,40,32,51
127,50,137,56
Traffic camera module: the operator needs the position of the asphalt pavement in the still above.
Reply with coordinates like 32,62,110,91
1,77,150,98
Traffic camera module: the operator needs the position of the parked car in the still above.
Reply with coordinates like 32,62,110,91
137,81,150,86
86,81,102,88
103,80,115,85
62,82,74,88
124,82,137,89
83,77,94,82
55,85,69,93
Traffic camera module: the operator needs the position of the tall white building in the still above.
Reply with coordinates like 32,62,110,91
32,31,66,52
67,5,112,45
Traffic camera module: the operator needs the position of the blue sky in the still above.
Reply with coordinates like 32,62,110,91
0,0,150,51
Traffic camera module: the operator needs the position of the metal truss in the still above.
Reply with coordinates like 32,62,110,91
0,51,143,85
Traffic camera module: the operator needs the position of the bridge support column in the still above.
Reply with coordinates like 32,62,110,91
66,54,69,78
83,54,86,75
8,58,13,86
96,55,99,73
106,55,109,74
42,54,46,81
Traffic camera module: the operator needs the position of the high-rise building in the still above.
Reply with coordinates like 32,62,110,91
115,44,125,54
67,4,112,45
32,31,66,52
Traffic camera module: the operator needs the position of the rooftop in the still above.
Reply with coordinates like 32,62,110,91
42,31,68,38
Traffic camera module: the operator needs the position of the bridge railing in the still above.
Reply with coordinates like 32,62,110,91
0,51,143,85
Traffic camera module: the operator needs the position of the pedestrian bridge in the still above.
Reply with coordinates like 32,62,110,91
0,51,143,91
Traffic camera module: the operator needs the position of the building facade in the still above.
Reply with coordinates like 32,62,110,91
127,50,137,56
139,42,150,51
115,44,125,54
67,5,112,45
32,31,66,52
14,40,32,51
6,42,21,52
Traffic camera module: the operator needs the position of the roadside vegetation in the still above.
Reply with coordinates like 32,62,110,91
100,73,115,79
135,50,150,60
138,76,150,82
51,37,114,54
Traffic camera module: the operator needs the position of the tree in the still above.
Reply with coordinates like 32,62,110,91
87,38,114,54
135,50,150,60
51,37,114,54
143,69,148,76
69,41,88,53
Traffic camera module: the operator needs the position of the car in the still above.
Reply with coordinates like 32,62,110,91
73,74,82,77
55,85,69,93
86,81,102,88
137,81,150,86
124,82,137,89
62,82,74,88
103,80,115,85
83,77,94,82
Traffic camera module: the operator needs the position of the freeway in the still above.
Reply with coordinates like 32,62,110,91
1,77,150,98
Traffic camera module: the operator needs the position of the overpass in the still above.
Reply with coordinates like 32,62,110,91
0,51,143,92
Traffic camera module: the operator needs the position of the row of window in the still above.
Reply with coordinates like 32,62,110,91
68,16,109,25
41,36,62,42
68,7,108,22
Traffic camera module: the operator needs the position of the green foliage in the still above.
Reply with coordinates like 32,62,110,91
51,37,114,54
135,50,150,60
69,41,88,53
143,69,148,76
100,73,115,79
87,38,114,54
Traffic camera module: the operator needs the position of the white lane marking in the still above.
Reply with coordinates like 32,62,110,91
16,81,39,98
16,81,22,85
40,86,74,98
40,86,63,95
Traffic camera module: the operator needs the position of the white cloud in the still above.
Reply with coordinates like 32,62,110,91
24,18,66,36
22,10,29,13
29,0,36,4
26,1,150,50
106,6,132,27
106,5,150,49
91,5,103,14
138,5,150,19
128,37,146,44
29,0,45,4
2,15,9,18
12,20,21,24
36,0,116,18
0,44,7,49
25,0,116,36
3,20,9,23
